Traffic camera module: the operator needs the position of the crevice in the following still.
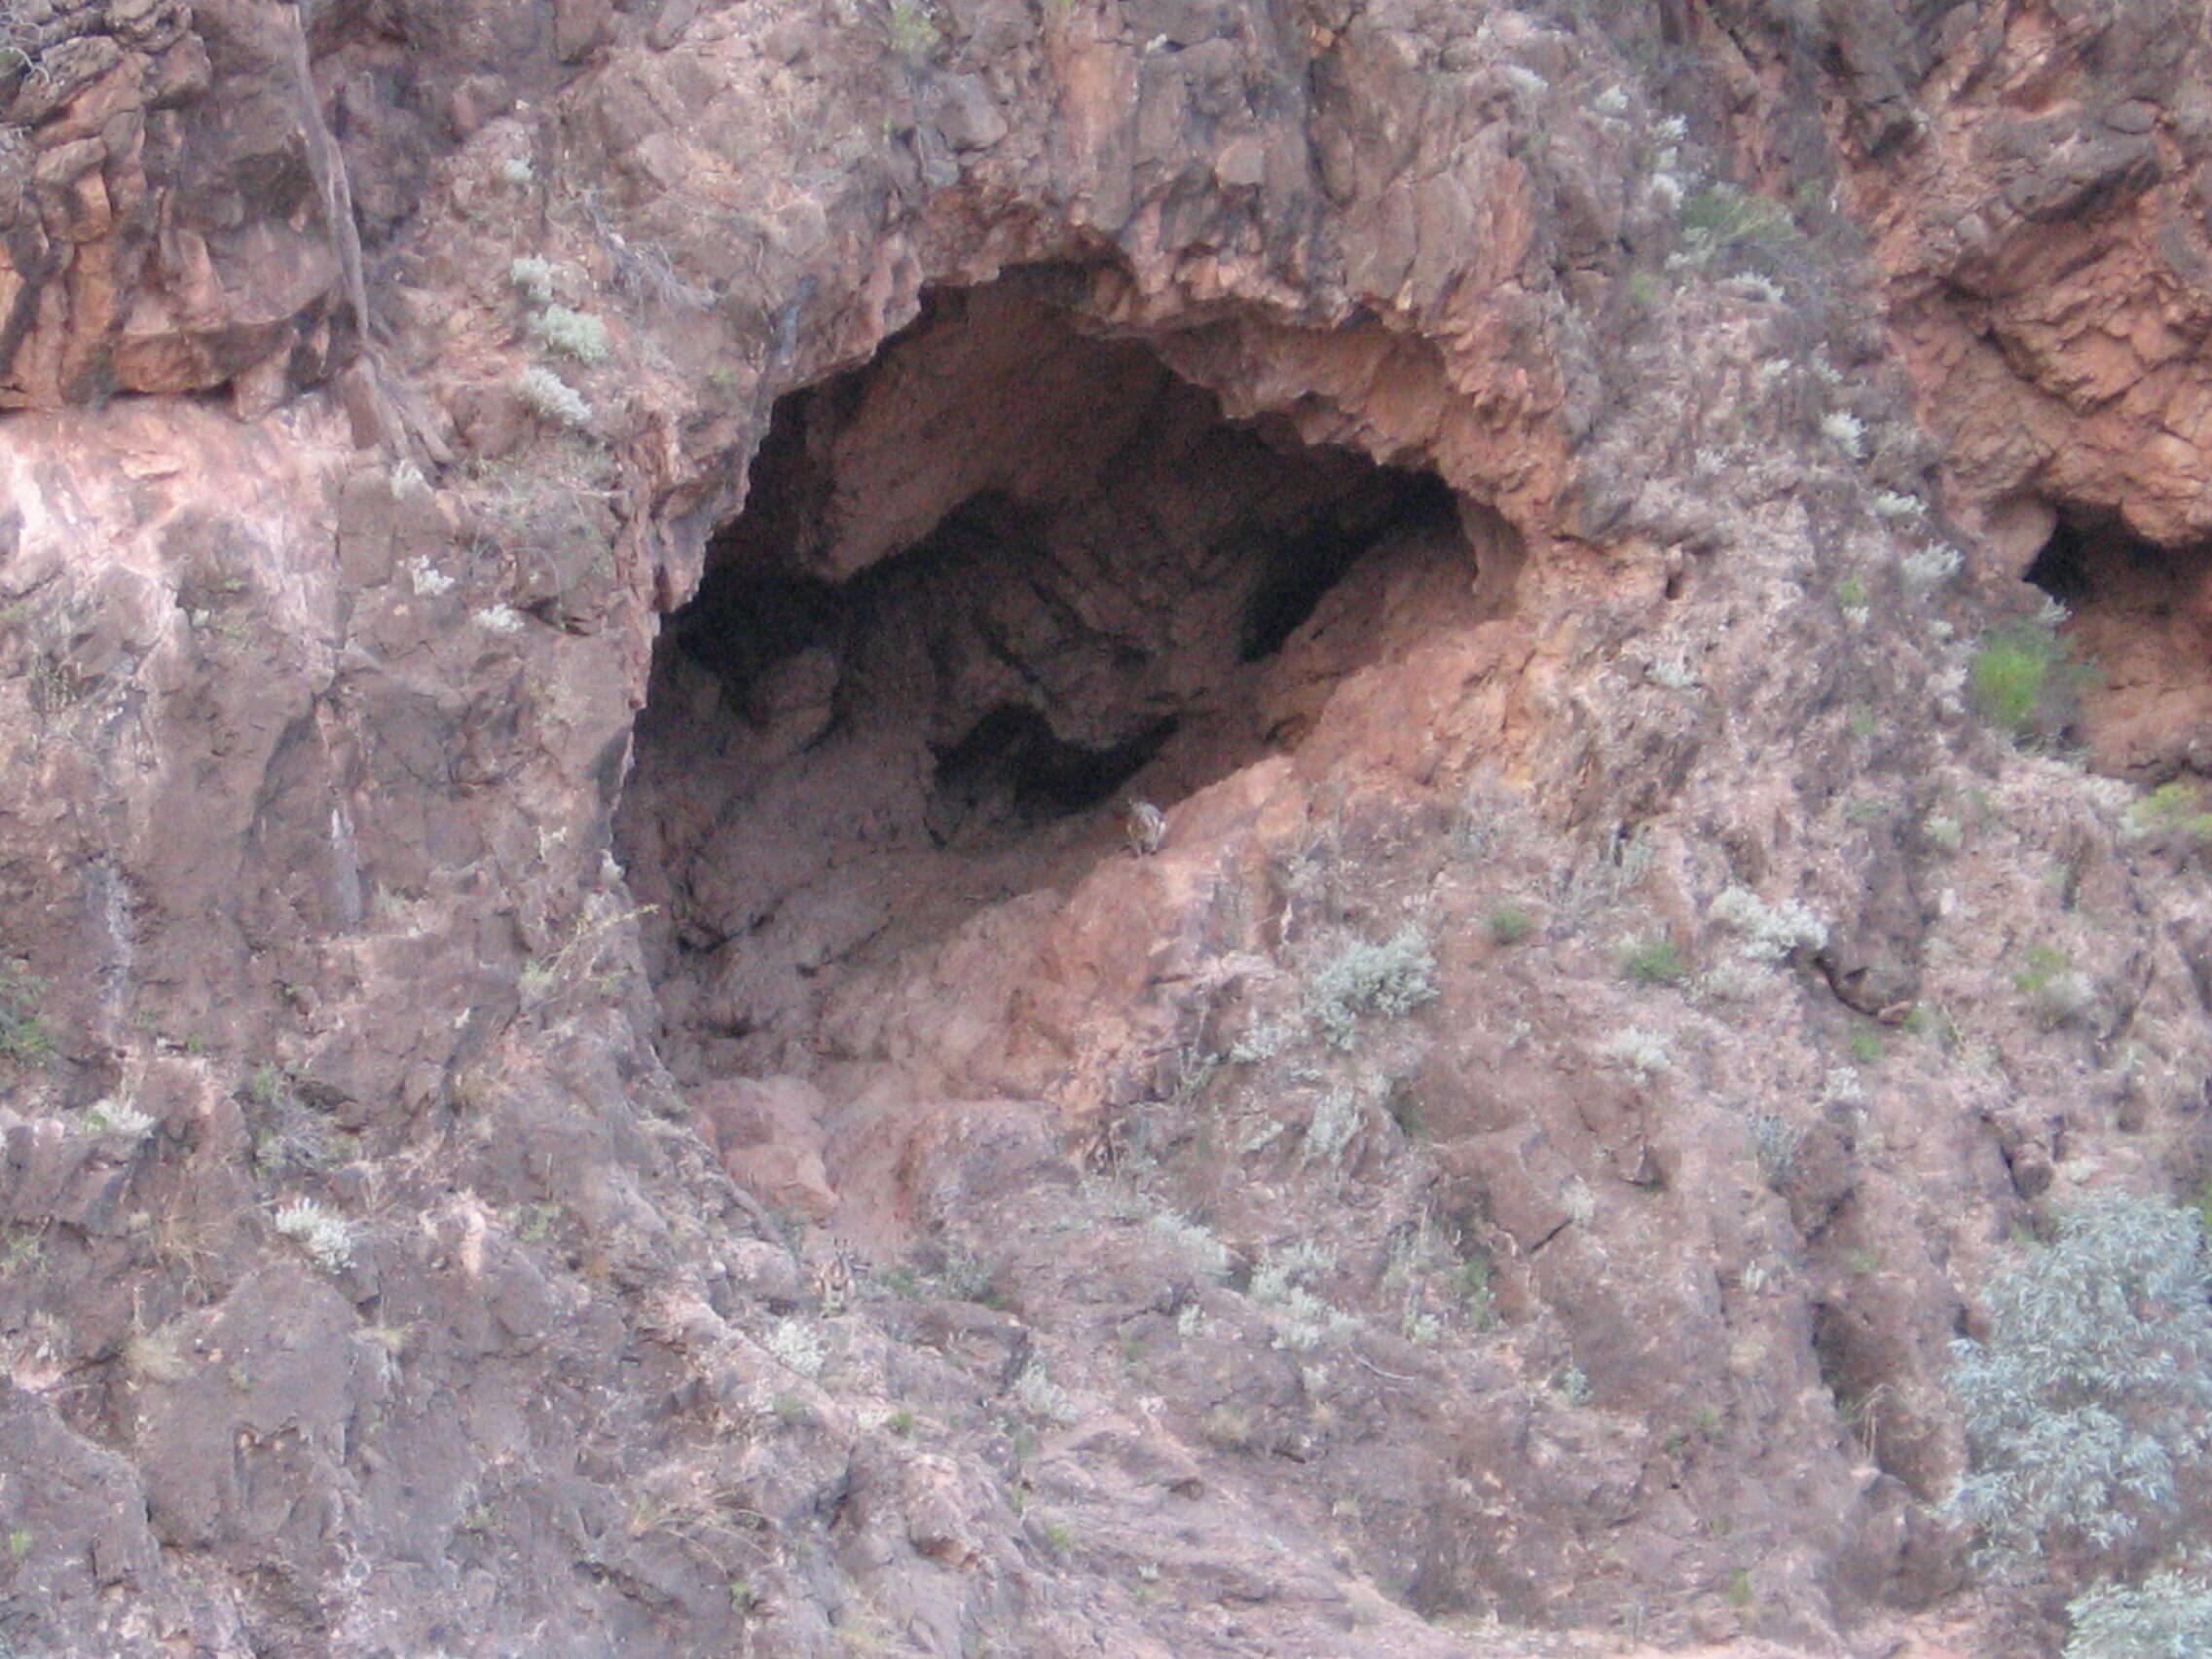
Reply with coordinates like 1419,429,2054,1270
924,705,1174,849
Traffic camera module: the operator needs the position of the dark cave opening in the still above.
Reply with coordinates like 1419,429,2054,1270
924,704,1176,843
614,274,1472,1080
2022,511,2120,610
2019,503,2212,777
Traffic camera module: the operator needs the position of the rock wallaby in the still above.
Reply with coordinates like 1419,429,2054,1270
1124,798,1166,857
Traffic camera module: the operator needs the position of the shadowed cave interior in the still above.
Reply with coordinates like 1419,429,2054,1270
2022,505,2212,777
613,276,1476,1082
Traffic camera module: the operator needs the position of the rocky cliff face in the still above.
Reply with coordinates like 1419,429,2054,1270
2,0,2210,1655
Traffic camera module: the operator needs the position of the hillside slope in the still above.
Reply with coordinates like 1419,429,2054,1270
1,1,2209,1654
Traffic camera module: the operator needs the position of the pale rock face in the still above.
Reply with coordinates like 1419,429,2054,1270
1,1,2211,1656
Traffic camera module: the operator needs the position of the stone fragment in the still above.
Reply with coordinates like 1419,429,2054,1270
933,74,1006,152
694,1075,839,1221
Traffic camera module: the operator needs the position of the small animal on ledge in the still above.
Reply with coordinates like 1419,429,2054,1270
1124,797,1166,857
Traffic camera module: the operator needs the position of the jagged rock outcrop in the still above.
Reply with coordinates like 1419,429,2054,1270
0,0,367,412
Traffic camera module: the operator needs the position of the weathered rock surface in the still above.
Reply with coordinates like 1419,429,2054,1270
0,0,2209,1656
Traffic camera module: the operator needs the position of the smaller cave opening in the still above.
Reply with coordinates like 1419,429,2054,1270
1238,471,1459,662
614,275,1496,1081
2018,503,2212,777
925,705,1175,849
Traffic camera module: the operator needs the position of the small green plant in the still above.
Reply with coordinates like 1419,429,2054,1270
1821,409,1868,461
1457,1251,1498,1330
764,1316,826,1380
875,1265,923,1300
1250,1243,1356,1352
2013,943,2095,1030
728,1576,759,1615
1726,1566,1754,1609
528,304,611,364
1844,794,1888,826
82,1097,157,1139
1678,184,1794,257
1201,1403,1256,1450
2011,942,2067,996
1042,1519,1075,1554
7,1527,30,1559
1847,1029,1886,1066
887,1407,917,1437
1144,1209,1231,1281
271,1197,355,1272
1708,886,1827,963
1835,1384,1888,1446
940,1246,1000,1304
1672,184,1795,279
1401,1308,1442,1344
1619,933,1687,986
1015,1360,1078,1425
2129,781,2212,842
1748,1113,1802,1189
508,255,556,304
771,1394,809,1425
515,365,593,430
1486,903,1533,946
1971,623,2063,736
1306,924,1438,1050
1302,1085,1364,1164
886,0,941,55
0,1227,45,1272
1594,1026,1670,1081
0,959,51,1063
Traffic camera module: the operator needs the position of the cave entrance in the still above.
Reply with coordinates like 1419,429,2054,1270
2022,506,2212,777
614,275,1464,1082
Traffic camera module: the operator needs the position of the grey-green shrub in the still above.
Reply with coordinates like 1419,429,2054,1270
516,366,593,430
2064,1571,2212,1659
1748,1112,1801,1189
529,304,611,364
1945,1191,2212,1567
508,255,557,304
1306,925,1438,1050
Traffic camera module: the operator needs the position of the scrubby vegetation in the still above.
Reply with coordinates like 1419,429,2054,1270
1305,925,1437,1050
0,957,49,1062
1970,622,2066,737
1948,1191,2212,1648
